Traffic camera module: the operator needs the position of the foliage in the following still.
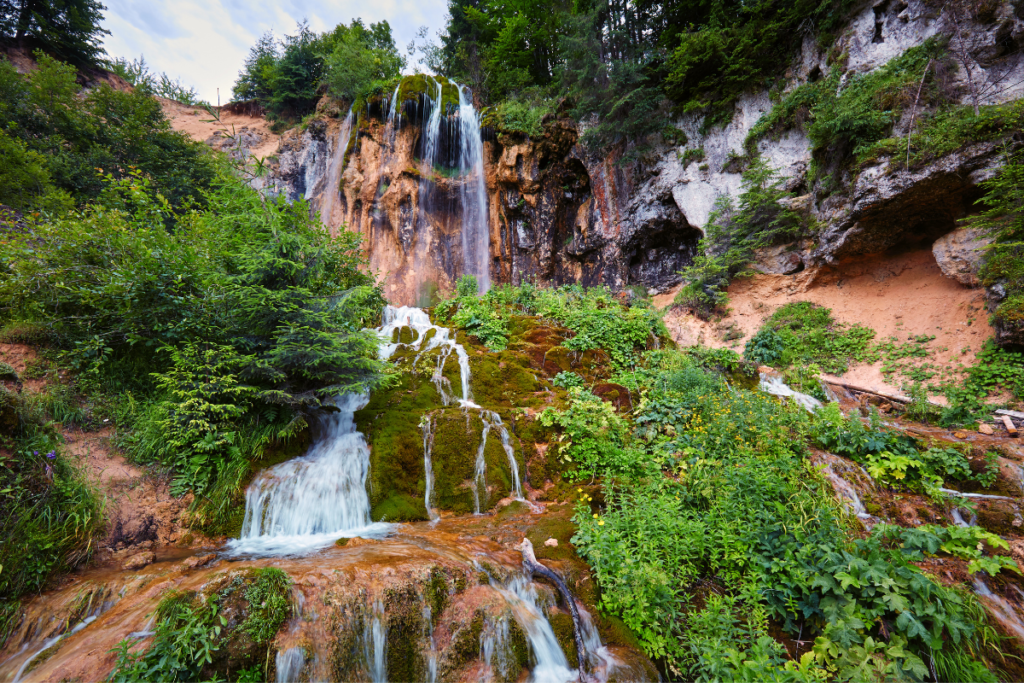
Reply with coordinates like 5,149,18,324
750,302,875,375
233,18,405,120
876,523,1020,577
975,149,1024,345
747,40,948,171
552,371,585,389
322,19,405,102
488,96,553,137
540,387,639,480
105,55,205,106
0,416,102,643
109,570,292,682
436,280,664,368
570,357,993,678
0,169,388,510
0,0,109,65
675,160,809,317
0,52,217,212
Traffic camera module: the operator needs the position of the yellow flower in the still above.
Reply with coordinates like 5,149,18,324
593,513,599,519
598,520,605,526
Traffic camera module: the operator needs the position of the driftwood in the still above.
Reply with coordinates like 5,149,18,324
996,409,1024,420
1000,415,1019,437
822,378,913,404
517,538,587,678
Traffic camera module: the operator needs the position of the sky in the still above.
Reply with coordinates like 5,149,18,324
100,0,449,103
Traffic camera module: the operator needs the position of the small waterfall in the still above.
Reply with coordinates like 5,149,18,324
457,85,491,293
423,605,439,683
379,305,525,512
479,613,514,682
422,415,440,523
494,577,577,683
758,371,823,412
362,599,387,683
319,106,355,227
228,394,390,556
276,648,305,683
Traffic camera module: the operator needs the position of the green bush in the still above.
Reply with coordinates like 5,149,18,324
0,168,388,515
0,53,216,213
754,302,875,374
675,160,808,317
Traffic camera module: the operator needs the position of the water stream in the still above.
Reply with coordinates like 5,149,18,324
456,85,491,293
319,106,355,227
228,393,390,556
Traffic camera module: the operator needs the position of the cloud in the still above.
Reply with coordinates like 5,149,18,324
100,0,448,103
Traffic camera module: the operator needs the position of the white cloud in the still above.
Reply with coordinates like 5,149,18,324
101,0,448,103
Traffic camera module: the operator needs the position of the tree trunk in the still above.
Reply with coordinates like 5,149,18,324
15,0,36,44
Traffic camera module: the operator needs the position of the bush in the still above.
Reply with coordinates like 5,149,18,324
675,160,808,317
0,169,389,516
754,302,875,374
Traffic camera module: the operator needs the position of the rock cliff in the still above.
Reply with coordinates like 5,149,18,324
246,0,1024,337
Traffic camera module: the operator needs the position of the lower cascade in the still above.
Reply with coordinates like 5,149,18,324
227,393,390,556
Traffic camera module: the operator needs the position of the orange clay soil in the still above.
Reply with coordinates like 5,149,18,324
160,97,280,161
658,248,995,401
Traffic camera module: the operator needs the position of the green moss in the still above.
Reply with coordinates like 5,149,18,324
494,500,530,521
426,567,450,619
525,512,579,563
549,612,578,666
431,410,485,513
442,610,485,677
397,74,459,113
372,493,427,522
239,568,292,645
596,613,644,651
384,586,426,683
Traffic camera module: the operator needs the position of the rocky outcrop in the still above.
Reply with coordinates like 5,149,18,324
933,226,995,286
243,0,1024,328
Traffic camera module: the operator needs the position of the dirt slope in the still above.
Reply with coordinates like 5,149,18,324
658,248,995,399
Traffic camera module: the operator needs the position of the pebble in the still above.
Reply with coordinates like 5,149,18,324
979,423,995,435
953,431,967,439
544,538,559,548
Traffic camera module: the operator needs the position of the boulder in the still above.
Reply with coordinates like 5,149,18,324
932,227,993,287
122,551,155,570
751,243,804,275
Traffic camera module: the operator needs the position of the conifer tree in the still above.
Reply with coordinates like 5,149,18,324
0,0,108,65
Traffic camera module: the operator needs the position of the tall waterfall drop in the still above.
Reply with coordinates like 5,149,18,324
319,106,354,227
456,85,491,293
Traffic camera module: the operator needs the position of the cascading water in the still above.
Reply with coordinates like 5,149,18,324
227,394,390,556
421,415,440,523
361,600,387,683
456,85,491,293
377,305,524,510
493,577,577,683
319,106,355,227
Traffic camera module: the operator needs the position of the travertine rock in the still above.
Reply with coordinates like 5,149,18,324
932,227,994,287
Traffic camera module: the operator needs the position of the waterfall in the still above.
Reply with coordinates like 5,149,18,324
421,415,440,523
493,577,577,683
275,648,305,683
378,305,524,511
457,85,491,293
319,106,355,227
362,599,387,683
228,394,390,556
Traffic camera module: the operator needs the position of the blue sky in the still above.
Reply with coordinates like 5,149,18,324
100,0,449,103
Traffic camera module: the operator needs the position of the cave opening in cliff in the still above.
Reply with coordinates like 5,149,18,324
626,223,703,292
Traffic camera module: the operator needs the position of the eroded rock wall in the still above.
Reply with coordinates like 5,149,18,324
248,0,1024,314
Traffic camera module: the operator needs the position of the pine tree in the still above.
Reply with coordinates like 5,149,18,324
0,0,108,65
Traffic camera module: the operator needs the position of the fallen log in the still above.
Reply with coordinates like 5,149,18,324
821,377,913,404
996,409,1024,420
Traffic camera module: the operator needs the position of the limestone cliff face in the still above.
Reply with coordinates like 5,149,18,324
250,0,1024,331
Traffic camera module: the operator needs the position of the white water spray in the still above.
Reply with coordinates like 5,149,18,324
457,85,491,293
319,106,355,227
228,394,389,556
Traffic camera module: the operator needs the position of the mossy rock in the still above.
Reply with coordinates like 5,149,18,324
397,74,459,113
384,585,427,683
549,612,578,667
0,361,18,382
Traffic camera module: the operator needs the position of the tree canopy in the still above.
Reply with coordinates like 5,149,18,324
0,0,108,65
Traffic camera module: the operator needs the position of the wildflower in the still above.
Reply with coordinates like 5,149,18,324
46,451,56,460
598,520,605,526
593,513,599,519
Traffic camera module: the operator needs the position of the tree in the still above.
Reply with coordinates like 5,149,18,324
232,31,278,105
322,19,405,102
0,0,108,65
